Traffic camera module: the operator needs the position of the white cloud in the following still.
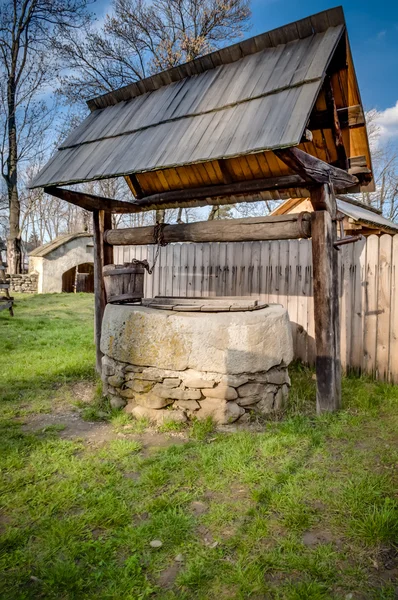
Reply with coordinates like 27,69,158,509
372,101,398,145
377,30,386,39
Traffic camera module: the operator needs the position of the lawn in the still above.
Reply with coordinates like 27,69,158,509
0,294,397,599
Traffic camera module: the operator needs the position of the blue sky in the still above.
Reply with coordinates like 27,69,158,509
93,0,398,145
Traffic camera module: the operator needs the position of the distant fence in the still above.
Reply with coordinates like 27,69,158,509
114,234,398,383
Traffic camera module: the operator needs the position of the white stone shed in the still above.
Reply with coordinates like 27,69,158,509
29,232,94,293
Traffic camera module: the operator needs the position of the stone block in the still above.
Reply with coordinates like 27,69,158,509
102,355,116,376
125,365,144,373
237,383,266,397
237,395,262,407
129,405,187,424
220,375,249,388
162,378,181,388
263,368,291,386
119,388,136,399
125,380,154,393
255,393,275,414
109,395,128,409
196,399,244,424
108,374,125,388
175,400,201,411
202,385,237,400
152,385,202,401
183,377,214,389
134,392,173,409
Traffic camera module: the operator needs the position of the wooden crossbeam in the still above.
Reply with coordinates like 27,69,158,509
44,176,310,214
104,213,312,246
274,147,358,190
44,186,140,213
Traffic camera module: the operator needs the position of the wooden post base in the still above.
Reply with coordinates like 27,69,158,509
311,191,341,412
93,210,113,374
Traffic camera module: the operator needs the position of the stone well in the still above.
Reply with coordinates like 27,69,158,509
100,303,293,425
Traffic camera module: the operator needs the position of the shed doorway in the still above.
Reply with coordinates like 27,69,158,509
62,263,94,293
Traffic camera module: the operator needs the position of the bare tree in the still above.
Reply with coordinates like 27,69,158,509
361,110,398,221
56,0,251,104
0,0,92,273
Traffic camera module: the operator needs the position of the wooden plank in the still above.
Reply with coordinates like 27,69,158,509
363,235,379,377
104,213,312,246
311,200,341,413
350,236,366,373
287,240,299,354
274,147,358,190
45,186,141,213
376,235,392,381
390,236,398,383
306,241,316,366
187,242,196,297
296,240,310,364
93,210,106,374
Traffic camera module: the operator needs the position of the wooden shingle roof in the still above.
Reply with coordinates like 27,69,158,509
31,7,360,191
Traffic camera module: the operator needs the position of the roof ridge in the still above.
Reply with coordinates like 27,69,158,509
29,232,92,257
86,6,345,112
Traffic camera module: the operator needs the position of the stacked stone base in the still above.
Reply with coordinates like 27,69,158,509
102,355,290,425
6,273,38,293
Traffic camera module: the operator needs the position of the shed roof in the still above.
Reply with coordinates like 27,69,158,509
29,232,93,257
31,7,350,190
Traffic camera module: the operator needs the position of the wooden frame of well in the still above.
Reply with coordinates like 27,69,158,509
33,7,375,413
45,151,360,414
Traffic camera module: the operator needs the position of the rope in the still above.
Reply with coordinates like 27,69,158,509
132,221,167,275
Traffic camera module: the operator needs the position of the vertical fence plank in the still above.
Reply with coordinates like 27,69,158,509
287,239,299,353
296,240,310,364
268,241,280,304
363,235,379,377
390,236,398,383
376,235,393,380
259,241,269,303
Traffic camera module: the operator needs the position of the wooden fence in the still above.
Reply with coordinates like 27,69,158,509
114,234,398,383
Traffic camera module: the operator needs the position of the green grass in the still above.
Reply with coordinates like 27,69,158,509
1,294,398,599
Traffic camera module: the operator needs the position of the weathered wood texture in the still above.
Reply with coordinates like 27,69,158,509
311,209,341,412
93,210,113,373
114,234,398,382
104,214,312,246
275,147,358,190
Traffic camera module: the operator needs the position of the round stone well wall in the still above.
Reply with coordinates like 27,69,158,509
100,304,294,425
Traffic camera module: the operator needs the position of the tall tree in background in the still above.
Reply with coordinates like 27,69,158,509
0,0,91,273
362,109,398,221
56,0,251,105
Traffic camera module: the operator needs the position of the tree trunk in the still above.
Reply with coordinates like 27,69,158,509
6,75,21,274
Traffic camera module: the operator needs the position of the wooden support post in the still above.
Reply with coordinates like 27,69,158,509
311,184,341,413
93,210,113,374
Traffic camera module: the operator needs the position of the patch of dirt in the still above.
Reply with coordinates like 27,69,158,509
302,528,342,549
21,410,117,444
157,562,181,589
21,410,189,450
69,381,96,403
190,501,208,517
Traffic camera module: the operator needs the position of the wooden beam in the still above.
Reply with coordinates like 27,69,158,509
45,177,311,214
104,213,312,246
125,174,144,199
311,187,341,413
44,186,140,213
93,210,113,374
132,174,307,208
274,147,358,190
324,77,348,170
